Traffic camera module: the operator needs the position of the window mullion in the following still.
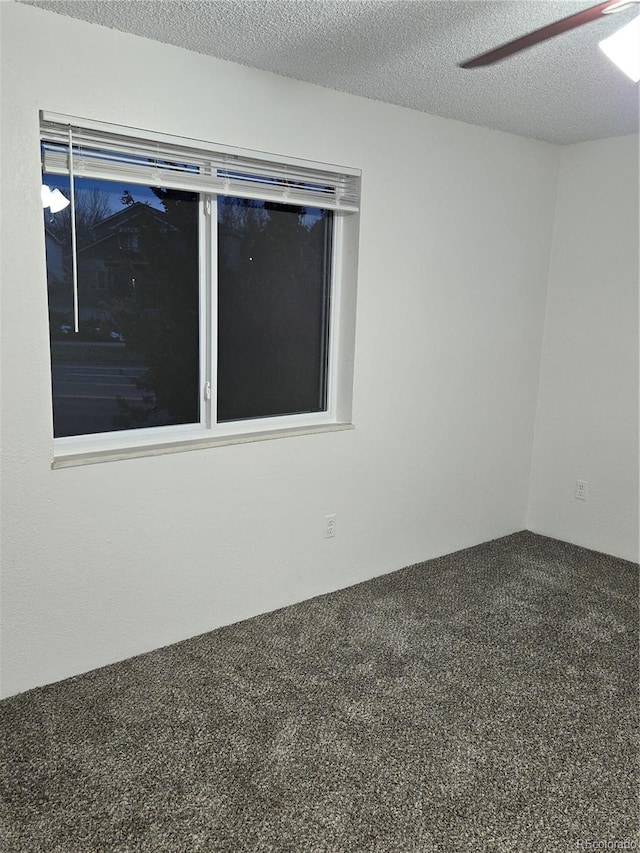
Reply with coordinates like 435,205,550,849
208,195,219,430
325,214,344,420
199,196,211,430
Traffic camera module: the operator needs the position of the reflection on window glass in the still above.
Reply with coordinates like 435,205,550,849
43,175,200,437
217,197,333,422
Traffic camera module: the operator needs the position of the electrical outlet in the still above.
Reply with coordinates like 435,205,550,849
325,513,336,538
575,480,588,501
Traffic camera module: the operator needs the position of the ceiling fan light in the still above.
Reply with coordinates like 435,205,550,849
48,188,70,213
599,15,640,82
41,184,71,212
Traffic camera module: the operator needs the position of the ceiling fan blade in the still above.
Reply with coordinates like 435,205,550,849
460,0,624,68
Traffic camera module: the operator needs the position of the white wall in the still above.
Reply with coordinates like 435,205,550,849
0,3,559,698
528,136,640,562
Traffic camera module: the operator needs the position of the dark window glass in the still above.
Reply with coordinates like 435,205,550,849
43,175,200,437
217,198,332,422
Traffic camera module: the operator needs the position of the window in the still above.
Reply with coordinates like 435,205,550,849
40,113,360,462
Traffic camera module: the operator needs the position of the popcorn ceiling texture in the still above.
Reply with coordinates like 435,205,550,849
22,0,640,144
1,531,638,851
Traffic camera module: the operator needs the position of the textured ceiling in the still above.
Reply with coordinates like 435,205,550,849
21,0,640,144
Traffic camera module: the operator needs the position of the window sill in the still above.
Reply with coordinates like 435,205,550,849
51,422,354,469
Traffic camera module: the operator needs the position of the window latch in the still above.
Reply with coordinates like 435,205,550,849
204,381,211,401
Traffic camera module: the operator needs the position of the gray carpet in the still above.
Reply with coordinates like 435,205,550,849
1,531,638,852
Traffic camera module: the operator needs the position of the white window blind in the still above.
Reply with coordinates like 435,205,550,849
40,112,360,212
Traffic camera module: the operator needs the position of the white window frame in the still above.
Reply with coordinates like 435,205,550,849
41,113,360,466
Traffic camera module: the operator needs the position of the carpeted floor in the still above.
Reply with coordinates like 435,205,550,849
1,531,638,852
